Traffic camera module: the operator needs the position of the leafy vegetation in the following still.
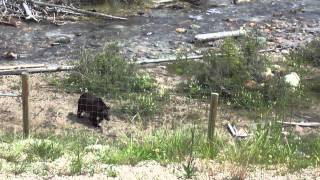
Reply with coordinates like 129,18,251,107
58,44,137,97
26,139,63,161
169,37,307,112
53,43,167,117
0,125,318,175
182,128,196,179
289,37,320,67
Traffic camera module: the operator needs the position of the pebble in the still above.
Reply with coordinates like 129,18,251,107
175,28,187,33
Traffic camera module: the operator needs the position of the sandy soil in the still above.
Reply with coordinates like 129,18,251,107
0,67,212,137
0,159,319,179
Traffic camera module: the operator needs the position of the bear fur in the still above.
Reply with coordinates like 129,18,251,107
77,93,110,127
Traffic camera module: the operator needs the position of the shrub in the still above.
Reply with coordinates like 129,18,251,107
131,74,157,92
289,37,320,67
59,43,157,97
169,37,305,111
121,91,169,117
121,93,158,116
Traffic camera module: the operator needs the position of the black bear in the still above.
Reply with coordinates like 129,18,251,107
77,93,110,127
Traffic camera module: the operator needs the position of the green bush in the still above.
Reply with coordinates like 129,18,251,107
169,37,305,111
60,44,157,97
289,37,320,67
121,91,169,117
121,93,158,116
131,74,157,92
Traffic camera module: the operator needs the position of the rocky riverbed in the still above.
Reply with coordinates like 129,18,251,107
0,0,320,65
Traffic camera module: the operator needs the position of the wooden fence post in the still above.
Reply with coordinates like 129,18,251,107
21,72,29,137
208,93,219,142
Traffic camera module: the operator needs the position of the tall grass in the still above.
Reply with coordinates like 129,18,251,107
0,124,318,175
99,128,223,165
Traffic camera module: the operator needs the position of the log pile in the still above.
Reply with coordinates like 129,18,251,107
0,0,126,26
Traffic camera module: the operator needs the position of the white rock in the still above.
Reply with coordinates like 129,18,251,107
234,0,254,4
284,72,300,87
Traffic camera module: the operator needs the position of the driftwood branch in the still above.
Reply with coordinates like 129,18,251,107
135,55,203,65
280,121,320,127
195,29,246,42
31,0,127,20
22,2,39,22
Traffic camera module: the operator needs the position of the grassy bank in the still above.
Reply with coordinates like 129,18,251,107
0,124,319,176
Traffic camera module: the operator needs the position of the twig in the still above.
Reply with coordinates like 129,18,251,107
22,2,39,22
136,55,204,65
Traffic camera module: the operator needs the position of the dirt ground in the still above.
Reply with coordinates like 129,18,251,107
0,159,320,179
0,64,319,136
0,66,214,137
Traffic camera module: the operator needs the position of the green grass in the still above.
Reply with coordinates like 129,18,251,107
26,139,63,161
98,128,221,165
70,148,84,175
288,37,320,67
0,124,318,175
222,120,320,170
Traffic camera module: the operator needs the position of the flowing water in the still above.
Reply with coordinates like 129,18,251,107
0,0,319,65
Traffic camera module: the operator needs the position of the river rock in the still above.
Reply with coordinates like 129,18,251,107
45,30,74,45
284,72,300,88
257,36,267,45
176,28,187,33
233,0,255,5
52,36,71,44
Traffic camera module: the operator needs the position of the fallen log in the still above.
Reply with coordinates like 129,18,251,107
31,0,127,20
0,65,74,75
0,20,18,27
279,121,320,127
195,29,246,42
135,55,204,65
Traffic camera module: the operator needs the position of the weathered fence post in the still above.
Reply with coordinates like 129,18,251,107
208,93,219,142
21,72,29,137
